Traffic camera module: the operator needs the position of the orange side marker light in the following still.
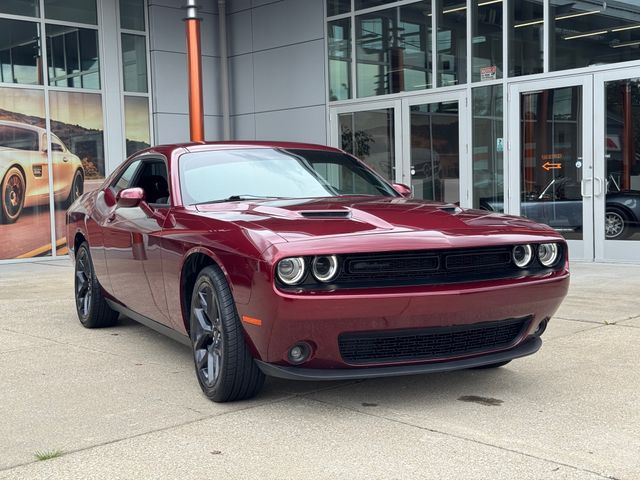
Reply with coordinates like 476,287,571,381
242,316,262,326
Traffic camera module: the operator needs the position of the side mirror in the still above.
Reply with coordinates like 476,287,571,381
392,183,413,198
116,187,145,208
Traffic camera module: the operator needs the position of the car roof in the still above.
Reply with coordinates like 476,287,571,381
155,140,341,153
0,120,44,133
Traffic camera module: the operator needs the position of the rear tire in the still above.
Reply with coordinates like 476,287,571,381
471,360,511,370
64,170,84,208
189,265,265,402
74,242,119,328
1,166,25,224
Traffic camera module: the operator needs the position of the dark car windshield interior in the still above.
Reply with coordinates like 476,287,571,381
179,148,398,205
111,159,170,205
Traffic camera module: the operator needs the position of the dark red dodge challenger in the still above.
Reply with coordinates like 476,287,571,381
67,142,569,402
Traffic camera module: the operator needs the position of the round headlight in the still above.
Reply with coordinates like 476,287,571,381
276,257,306,285
512,244,533,268
538,243,560,267
312,255,339,282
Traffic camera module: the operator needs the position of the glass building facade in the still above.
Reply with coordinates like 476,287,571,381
327,0,640,262
0,0,151,261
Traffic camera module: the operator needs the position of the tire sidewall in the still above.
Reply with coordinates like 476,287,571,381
190,272,227,397
75,243,94,326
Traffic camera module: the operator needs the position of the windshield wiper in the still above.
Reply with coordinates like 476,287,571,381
194,194,284,205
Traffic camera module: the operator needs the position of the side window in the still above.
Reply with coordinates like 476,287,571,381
131,160,170,205
112,159,142,194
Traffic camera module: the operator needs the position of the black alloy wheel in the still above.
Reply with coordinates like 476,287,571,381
74,242,119,328
1,166,25,224
189,266,265,402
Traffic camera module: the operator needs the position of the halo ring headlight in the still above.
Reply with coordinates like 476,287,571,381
312,255,339,283
276,257,306,285
512,244,534,268
538,243,560,267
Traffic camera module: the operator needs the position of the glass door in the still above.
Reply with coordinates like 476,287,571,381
594,70,640,262
329,100,402,184
401,91,470,207
508,77,594,261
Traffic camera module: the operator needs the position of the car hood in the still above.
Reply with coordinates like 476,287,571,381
194,196,559,250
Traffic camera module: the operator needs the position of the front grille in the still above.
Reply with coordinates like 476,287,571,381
336,246,517,287
338,317,529,364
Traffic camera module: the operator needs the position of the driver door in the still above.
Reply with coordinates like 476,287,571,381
101,157,171,325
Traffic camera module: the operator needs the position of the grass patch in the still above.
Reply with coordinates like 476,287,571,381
34,449,64,461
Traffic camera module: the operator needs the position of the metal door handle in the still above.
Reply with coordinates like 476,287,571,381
581,178,592,198
594,177,604,197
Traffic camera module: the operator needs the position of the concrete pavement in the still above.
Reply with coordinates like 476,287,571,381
0,260,638,479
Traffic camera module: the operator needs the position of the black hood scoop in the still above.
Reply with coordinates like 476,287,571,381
299,210,352,219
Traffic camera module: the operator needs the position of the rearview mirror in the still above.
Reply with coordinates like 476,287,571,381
116,187,145,208
392,183,412,198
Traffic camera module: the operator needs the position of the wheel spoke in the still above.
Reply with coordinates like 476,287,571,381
195,349,208,370
193,308,213,335
206,350,214,384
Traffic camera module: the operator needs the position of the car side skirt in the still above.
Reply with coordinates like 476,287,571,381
255,336,542,381
106,299,191,347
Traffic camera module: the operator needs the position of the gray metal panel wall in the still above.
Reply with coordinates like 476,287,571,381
149,0,328,144
148,0,222,143
226,0,328,144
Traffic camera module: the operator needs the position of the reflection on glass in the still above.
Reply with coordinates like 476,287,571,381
550,1,640,71
356,1,396,10
339,108,395,181
519,87,583,240
410,101,459,203
473,85,503,210
436,0,467,86
604,79,640,240
121,34,147,93
44,0,97,25
120,0,145,31
46,24,100,89
0,0,39,17
508,0,543,76
0,19,41,85
124,96,150,156
0,87,53,259
356,1,431,98
49,90,104,250
328,19,351,101
327,0,350,17
472,0,503,82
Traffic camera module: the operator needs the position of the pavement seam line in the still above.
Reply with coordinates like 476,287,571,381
304,396,618,480
0,394,297,474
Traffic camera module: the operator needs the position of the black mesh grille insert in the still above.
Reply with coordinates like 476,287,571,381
338,317,529,364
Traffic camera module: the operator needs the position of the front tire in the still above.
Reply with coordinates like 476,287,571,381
189,265,265,402
1,166,25,224
74,242,119,328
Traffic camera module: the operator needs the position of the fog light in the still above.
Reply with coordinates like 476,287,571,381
287,342,311,364
538,243,560,267
512,244,533,268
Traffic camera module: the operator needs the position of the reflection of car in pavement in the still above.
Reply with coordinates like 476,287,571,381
0,120,84,223
481,177,640,240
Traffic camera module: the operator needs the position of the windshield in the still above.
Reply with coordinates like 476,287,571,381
179,148,398,205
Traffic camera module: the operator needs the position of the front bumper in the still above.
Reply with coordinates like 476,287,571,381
256,336,542,380
238,269,569,369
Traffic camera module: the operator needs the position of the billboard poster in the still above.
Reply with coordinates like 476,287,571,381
0,88,52,260
0,88,104,260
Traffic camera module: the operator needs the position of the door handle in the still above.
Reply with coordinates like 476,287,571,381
594,177,604,197
581,178,592,198
63,156,70,162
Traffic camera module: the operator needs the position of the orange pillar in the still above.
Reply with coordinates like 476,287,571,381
185,1,204,142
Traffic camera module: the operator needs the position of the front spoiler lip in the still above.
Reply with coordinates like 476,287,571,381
256,336,542,381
